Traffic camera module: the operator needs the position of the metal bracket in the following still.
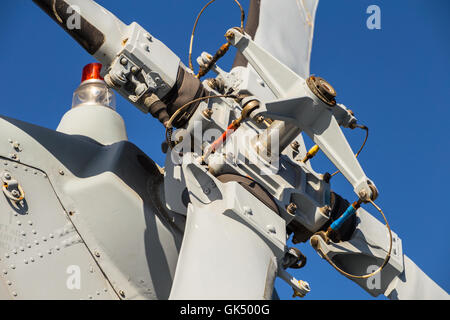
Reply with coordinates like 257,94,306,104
226,28,377,201
1,171,25,202
104,22,180,113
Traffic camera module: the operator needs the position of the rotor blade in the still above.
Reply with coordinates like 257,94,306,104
169,204,278,300
233,0,319,79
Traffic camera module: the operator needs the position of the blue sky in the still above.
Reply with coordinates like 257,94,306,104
0,0,448,299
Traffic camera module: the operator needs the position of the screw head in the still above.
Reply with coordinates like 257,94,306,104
120,58,128,66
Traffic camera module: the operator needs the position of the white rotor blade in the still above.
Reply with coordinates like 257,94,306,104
234,0,319,79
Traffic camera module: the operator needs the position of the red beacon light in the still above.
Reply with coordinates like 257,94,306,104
72,63,116,110
81,62,104,83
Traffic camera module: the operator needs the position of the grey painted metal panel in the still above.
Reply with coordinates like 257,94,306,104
0,115,183,299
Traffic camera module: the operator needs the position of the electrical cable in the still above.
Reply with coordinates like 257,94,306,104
318,199,392,279
330,124,369,178
188,0,245,74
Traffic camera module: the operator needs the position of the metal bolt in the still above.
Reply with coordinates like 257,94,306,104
202,108,213,119
203,187,210,195
287,202,297,215
255,115,265,124
120,57,128,66
13,141,21,151
290,141,300,151
131,66,139,74
225,30,235,40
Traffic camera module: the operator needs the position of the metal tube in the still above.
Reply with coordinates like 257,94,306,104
253,120,301,159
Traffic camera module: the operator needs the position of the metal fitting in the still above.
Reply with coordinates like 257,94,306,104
287,202,297,215
290,141,300,152
202,108,213,119
306,75,337,106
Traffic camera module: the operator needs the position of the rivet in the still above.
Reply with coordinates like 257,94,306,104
119,290,125,298
28,221,33,226
49,234,54,239
32,230,37,235
30,257,35,262
12,292,17,297
19,247,24,252
55,246,60,251
38,253,43,258
34,240,39,245
20,231,26,236
7,281,12,286
27,244,31,248
12,249,17,255
243,206,253,215
24,259,28,264
120,57,128,65
2,270,7,275
16,221,21,226
47,249,52,255
59,170,65,175
94,251,100,258
4,253,9,259
10,265,15,270
42,237,47,242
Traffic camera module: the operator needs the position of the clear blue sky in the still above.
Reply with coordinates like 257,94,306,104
0,0,448,300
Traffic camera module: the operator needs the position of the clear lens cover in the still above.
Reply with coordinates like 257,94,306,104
72,80,116,110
